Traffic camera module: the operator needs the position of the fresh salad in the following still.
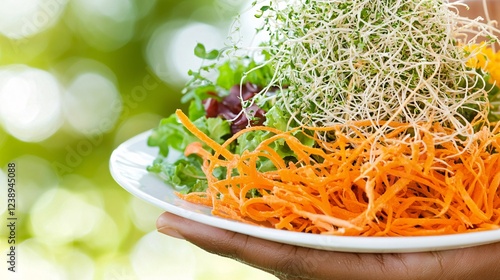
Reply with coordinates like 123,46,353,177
147,0,500,236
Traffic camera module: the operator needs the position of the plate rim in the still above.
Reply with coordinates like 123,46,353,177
110,130,500,253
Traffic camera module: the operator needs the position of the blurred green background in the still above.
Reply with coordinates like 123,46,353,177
0,0,276,279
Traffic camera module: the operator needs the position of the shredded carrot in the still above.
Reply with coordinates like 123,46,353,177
174,110,500,236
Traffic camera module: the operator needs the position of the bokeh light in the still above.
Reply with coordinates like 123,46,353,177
12,155,59,214
98,256,137,280
29,187,105,245
60,175,125,253
131,231,197,280
0,239,66,280
128,196,163,233
63,72,122,135
146,21,225,86
56,247,95,280
56,58,119,85
0,65,63,142
0,0,68,39
67,0,136,51
0,238,96,280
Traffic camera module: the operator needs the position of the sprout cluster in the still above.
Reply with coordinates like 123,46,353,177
259,0,499,143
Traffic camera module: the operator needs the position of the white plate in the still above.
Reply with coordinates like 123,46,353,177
110,130,500,253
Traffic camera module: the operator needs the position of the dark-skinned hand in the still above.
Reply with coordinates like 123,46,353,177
157,212,500,280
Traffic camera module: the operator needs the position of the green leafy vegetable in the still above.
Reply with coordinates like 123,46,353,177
147,52,287,192
147,154,207,194
194,43,219,60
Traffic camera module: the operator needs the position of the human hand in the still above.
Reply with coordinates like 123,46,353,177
157,212,500,280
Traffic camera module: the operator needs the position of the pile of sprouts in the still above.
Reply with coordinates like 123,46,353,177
248,0,500,145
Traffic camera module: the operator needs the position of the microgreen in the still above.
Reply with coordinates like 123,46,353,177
194,43,220,60
256,0,500,145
